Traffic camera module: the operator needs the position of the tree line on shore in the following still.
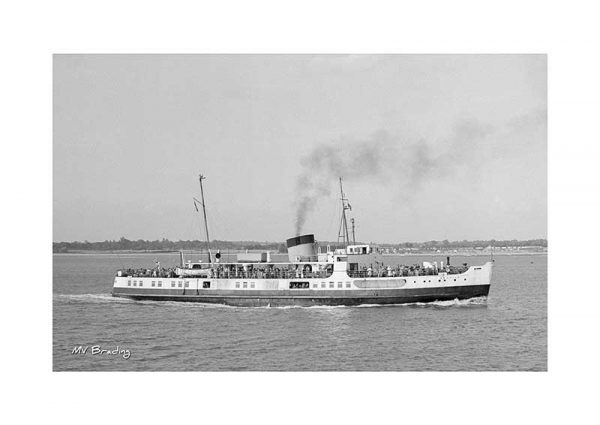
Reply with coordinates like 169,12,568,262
52,237,547,253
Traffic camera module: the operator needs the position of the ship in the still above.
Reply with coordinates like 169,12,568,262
111,175,493,306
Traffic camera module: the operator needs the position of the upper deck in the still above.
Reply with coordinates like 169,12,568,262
116,252,470,280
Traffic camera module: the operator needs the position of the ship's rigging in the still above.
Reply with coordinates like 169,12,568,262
193,173,212,263
337,177,354,246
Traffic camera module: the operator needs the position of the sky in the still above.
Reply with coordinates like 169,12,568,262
53,54,546,243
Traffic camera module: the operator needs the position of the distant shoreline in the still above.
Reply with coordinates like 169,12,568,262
53,250,547,256
53,238,547,256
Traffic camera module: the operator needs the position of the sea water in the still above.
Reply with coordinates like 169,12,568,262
53,253,547,371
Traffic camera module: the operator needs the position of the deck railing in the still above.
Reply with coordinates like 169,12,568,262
347,266,469,278
118,265,469,279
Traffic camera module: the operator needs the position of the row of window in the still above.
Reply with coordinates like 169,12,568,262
127,280,205,288
128,280,153,287
227,282,352,289
303,282,352,289
320,282,351,289
230,281,354,289
411,278,467,283
127,277,468,290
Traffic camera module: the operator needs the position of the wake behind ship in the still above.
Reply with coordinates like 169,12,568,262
111,176,493,306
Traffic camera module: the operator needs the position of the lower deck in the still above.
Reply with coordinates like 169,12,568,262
112,284,490,307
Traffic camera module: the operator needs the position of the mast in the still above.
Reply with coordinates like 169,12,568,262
351,218,356,245
338,177,351,246
198,174,211,263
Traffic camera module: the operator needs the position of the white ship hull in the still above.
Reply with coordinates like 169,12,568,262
112,261,493,307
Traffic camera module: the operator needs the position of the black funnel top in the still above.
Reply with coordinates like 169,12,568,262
286,234,315,248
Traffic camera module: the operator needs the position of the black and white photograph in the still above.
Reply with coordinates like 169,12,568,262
52,54,547,371
4,1,600,424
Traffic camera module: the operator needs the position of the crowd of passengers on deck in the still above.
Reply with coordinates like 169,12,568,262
348,263,469,278
208,264,334,279
117,267,178,278
118,262,469,279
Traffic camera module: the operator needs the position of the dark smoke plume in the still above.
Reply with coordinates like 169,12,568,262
293,122,497,235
